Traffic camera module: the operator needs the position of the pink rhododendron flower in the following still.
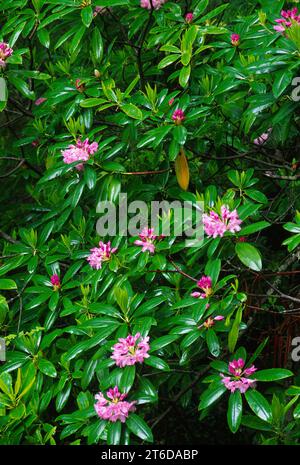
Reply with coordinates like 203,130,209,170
94,387,136,422
185,13,194,23
191,275,213,299
199,315,224,329
35,97,47,106
87,241,117,269
140,0,166,10
253,128,272,145
0,42,13,67
230,33,240,46
274,8,300,32
62,138,98,170
220,358,257,394
50,274,60,289
203,205,242,238
111,333,150,367
172,108,185,125
134,227,157,253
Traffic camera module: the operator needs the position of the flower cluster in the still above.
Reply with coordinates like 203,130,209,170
94,387,136,423
230,33,240,46
134,227,158,253
203,205,242,238
111,333,150,367
140,0,166,10
191,275,213,299
220,359,257,394
172,108,185,125
199,315,224,329
61,138,98,170
274,8,300,32
50,274,61,290
0,42,13,68
87,241,117,270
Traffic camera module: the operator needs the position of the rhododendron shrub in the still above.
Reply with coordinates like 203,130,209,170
0,0,300,446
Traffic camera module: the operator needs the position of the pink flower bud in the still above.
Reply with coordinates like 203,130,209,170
172,108,185,125
185,13,194,23
50,274,60,289
231,33,240,46
214,315,225,321
35,97,47,106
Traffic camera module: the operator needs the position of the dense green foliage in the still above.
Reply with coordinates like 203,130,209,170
0,0,300,445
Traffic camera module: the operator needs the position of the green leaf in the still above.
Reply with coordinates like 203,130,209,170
194,0,209,16
84,166,97,190
180,329,201,349
0,279,17,290
70,26,86,54
9,76,35,100
199,382,227,410
204,258,221,286
86,420,106,444
245,390,272,423
25,292,51,310
64,326,118,362
37,28,50,48
94,0,129,5
91,27,104,63
81,6,93,28
206,329,220,357
254,368,293,382
137,126,172,149
293,403,300,420
80,98,107,108
199,3,228,22
235,242,262,271
126,414,153,442
173,125,187,145
158,54,179,69
241,415,272,431
38,359,57,378
0,372,13,397
107,421,122,445
228,307,242,353
149,335,179,352
245,189,268,204
144,355,170,371
239,221,270,236
179,65,191,88
120,365,136,394
39,221,55,245
56,383,72,412
227,390,243,433
273,70,293,98
120,103,143,120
